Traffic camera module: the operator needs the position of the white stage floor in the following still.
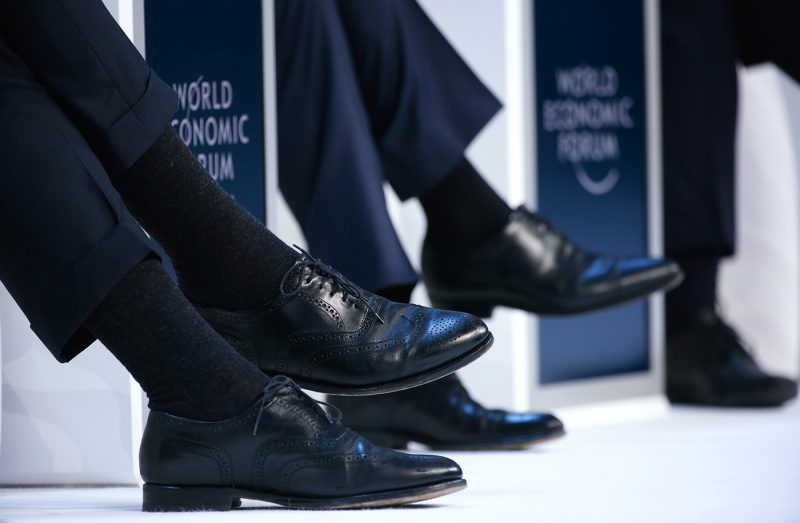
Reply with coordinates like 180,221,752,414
1,402,798,523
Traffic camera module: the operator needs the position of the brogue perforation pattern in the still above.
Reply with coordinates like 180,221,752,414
151,422,233,484
297,291,345,329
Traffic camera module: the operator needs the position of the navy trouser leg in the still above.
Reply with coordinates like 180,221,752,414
275,0,500,291
0,0,176,360
661,0,739,262
333,0,501,199
275,0,417,292
662,0,800,323
0,0,177,175
0,32,154,361
662,0,800,262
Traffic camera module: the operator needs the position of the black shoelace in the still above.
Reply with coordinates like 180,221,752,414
251,375,342,436
279,246,384,324
520,208,576,258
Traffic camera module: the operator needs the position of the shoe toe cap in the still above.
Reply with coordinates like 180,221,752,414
504,411,564,436
615,257,683,286
420,309,491,359
398,453,463,483
579,256,683,296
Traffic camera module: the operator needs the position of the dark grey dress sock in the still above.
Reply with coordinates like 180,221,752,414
666,256,720,336
110,127,298,310
419,158,511,250
85,258,268,421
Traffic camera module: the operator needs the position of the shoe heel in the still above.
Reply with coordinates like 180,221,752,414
142,484,239,512
430,298,495,318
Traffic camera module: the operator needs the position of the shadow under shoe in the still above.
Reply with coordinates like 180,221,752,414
193,252,493,396
667,309,798,407
422,206,684,317
329,374,565,451
139,376,465,511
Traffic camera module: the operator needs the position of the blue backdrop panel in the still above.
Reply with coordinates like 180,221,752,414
534,0,650,384
144,0,266,223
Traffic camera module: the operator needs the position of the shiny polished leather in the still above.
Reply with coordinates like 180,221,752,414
194,258,493,395
139,378,465,511
667,309,797,407
330,374,565,450
421,206,684,317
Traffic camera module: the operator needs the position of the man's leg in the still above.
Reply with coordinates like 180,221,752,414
0,7,474,509
0,0,298,311
661,0,796,406
326,0,681,317
0,77,463,505
661,0,738,332
2,0,493,388
0,30,267,419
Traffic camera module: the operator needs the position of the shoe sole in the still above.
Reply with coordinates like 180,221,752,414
429,271,684,318
668,386,798,408
357,427,566,451
286,332,494,396
142,478,467,511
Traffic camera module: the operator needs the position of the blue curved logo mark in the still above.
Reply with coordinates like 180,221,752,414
573,162,620,195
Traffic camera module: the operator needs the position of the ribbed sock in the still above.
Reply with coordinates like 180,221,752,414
419,158,511,250
110,127,298,309
85,258,268,420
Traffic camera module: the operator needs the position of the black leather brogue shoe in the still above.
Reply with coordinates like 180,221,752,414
667,309,798,407
140,376,466,511
422,206,683,317
329,374,565,450
194,252,493,396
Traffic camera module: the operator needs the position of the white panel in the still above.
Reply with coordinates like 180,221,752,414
719,66,800,379
0,286,136,485
263,0,280,231
101,0,119,20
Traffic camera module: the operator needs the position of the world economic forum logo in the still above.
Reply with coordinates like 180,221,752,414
541,65,634,195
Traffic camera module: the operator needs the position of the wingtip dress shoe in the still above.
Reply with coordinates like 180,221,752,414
139,376,466,511
194,253,493,396
329,374,566,451
422,206,683,317
667,309,798,407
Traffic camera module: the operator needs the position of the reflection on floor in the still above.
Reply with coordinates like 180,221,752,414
1,402,798,523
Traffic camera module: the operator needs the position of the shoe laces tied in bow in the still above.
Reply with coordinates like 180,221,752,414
251,375,342,436
279,246,384,324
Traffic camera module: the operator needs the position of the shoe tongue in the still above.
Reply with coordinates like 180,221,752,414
284,264,310,289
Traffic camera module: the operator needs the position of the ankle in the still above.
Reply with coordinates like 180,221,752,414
420,159,510,250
